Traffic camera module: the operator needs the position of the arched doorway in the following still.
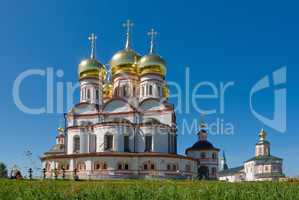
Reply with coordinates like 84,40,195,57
198,166,209,180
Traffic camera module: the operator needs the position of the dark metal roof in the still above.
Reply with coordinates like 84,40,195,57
218,166,244,176
44,144,65,155
185,140,220,154
256,140,270,145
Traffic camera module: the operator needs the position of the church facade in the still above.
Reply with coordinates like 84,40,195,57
218,129,284,182
41,21,203,180
185,124,220,180
41,21,284,181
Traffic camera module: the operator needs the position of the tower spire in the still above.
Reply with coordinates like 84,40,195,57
88,33,97,59
199,112,207,130
223,151,226,162
221,151,229,170
123,19,134,49
259,128,267,141
198,112,207,141
148,28,158,54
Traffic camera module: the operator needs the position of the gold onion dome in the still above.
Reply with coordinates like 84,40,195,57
110,20,140,77
110,48,140,76
138,28,166,76
78,33,104,80
78,58,104,79
138,54,166,76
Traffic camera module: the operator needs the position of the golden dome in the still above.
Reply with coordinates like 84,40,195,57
78,33,104,80
110,49,140,76
78,58,103,80
103,82,113,99
138,54,166,76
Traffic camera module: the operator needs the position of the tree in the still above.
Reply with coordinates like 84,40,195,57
0,163,8,178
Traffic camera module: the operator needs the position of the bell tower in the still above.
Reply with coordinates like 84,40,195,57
255,128,270,157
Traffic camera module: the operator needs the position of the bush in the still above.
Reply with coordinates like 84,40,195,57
0,163,7,178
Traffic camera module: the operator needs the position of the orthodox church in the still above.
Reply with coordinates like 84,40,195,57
218,129,284,182
41,20,220,180
185,123,220,180
41,20,283,181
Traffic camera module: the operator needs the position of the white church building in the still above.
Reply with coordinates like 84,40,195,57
218,129,284,182
41,21,211,180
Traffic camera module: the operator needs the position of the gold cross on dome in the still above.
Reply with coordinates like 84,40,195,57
148,28,158,54
88,33,97,59
123,19,134,49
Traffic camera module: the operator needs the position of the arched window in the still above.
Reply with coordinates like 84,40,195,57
211,167,217,176
200,152,206,159
185,165,191,172
122,86,126,97
94,163,101,170
82,87,86,100
167,164,171,171
87,89,91,100
89,134,97,153
212,153,217,159
73,136,80,153
133,87,136,96
172,164,177,171
146,85,149,95
157,86,161,96
149,85,153,95
77,162,86,171
124,163,129,170
120,85,130,97
59,163,69,171
143,163,148,170
167,164,177,171
94,162,107,170
114,87,119,96
169,134,176,153
104,134,113,151
124,135,130,152
102,163,107,170
145,135,152,152
117,163,122,170
150,164,155,170
141,85,144,96
96,89,99,100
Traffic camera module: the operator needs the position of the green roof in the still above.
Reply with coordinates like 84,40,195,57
245,155,282,163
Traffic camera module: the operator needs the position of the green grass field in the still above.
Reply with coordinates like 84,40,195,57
0,179,298,200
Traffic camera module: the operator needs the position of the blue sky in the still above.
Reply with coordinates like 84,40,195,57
0,0,298,176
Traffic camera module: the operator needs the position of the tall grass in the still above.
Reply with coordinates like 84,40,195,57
0,179,298,200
